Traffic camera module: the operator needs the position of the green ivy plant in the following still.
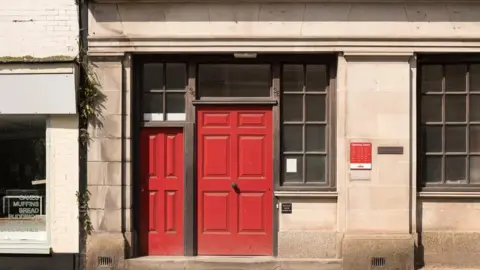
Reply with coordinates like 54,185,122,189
77,50,102,236
78,56,101,148
76,190,93,235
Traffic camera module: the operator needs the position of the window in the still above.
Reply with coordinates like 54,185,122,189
142,63,187,121
419,63,480,187
281,64,330,186
198,64,271,98
0,115,47,242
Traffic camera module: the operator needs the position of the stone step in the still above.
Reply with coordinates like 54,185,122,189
125,256,342,270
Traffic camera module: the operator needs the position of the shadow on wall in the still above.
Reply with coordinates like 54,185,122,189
90,3,480,23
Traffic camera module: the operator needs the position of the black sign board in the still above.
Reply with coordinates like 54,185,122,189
281,203,292,214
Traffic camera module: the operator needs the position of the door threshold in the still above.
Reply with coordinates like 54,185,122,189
126,255,342,270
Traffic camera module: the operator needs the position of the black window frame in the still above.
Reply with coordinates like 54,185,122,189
418,54,480,191
277,59,336,191
140,62,188,122
280,63,332,188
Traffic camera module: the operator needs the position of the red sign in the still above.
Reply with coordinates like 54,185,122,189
350,142,372,170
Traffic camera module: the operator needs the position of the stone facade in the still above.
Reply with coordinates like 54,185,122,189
86,1,480,270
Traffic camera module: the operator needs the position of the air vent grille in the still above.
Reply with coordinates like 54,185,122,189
371,257,386,268
97,256,114,268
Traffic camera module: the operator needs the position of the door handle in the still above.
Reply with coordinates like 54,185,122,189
231,182,239,192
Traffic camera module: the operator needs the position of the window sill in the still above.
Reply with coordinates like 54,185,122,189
418,191,480,199
274,191,338,198
0,242,50,254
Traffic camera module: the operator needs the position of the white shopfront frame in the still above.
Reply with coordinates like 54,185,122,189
0,63,79,254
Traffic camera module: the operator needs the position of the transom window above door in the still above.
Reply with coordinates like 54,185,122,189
141,63,187,121
198,64,271,98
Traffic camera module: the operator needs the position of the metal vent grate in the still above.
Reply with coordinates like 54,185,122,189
371,257,386,268
97,256,114,268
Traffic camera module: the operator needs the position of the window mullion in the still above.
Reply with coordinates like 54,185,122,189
162,63,167,121
441,64,446,184
467,64,471,183
302,64,307,184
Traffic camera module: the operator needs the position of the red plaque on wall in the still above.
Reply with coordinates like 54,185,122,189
349,142,372,170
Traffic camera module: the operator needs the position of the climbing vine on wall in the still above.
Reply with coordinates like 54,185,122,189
77,47,104,236
78,55,101,148
76,189,93,235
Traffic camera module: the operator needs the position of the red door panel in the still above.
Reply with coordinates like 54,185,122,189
197,106,273,255
139,128,184,255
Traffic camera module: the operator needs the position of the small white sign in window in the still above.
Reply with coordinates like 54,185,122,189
286,158,297,173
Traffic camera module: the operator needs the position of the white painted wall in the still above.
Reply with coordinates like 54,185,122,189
0,0,78,57
48,115,79,253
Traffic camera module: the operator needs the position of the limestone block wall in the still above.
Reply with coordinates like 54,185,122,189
277,198,337,258
337,54,414,270
343,57,411,233
86,57,132,269
89,3,480,40
418,198,480,268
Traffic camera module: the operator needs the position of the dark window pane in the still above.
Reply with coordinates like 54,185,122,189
282,125,303,152
166,93,185,120
469,125,480,152
445,156,466,183
143,93,163,114
305,125,325,152
470,65,480,92
282,95,303,122
469,95,480,121
445,126,466,152
306,65,327,92
423,156,442,183
445,95,466,122
305,155,326,183
283,155,303,183
421,65,442,93
306,94,326,122
143,63,164,91
423,126,442,153
282,65,303,92
0,115,47,238
166,63,186,90
421,95,442,123
445,65,466,92
198,64,270,97
469,156,480,183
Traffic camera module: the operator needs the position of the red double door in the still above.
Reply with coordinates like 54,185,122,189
140,106,273,256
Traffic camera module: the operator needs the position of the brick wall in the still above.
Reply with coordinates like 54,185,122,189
0,0,78,57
